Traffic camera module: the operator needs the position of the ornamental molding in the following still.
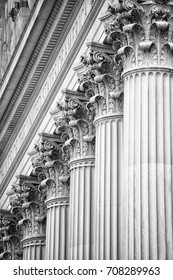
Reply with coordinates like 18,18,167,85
0,0,105,198
46,196,69,208
93,112,124,126
0,0,83,129
122,65,173,76
69,156,95,170
22,235,46,246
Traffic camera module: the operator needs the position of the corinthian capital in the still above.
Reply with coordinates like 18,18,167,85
103,0,173,69
32,133,70,200
10,175,46,240
80,41,124,119
57,89,95,161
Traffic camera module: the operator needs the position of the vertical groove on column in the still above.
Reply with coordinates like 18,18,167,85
84,166,90,259
60,206,65,259
91,164,96,259
78,166,84,259
23,242,45,260
163,73,173,259
128,74,135,260
26,246,30,259
42,245,45,260
134,73,141,260
156,72,165,259
51,207,55,259
123,76,130,259
118,118,124,259
66,204,70,259
46,209,50,259
96,121,101,260
54,206,59,259
149,71,158,259
100,121,105,259
141,72,149,260
69,167,75,259
110,120,117,260
105,120,110,260
73,168,79,259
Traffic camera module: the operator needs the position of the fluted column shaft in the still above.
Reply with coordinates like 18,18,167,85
45,197,69,260
69,157,95,260
33,133,70,260
22,236,45,260
95,114,123,259
123,68,173,260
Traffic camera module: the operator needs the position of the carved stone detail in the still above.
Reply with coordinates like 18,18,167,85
80,42,124,119
33,133,70,200
10,175,46,241
104,0,173,69
0,211,23,260
56,89,95,161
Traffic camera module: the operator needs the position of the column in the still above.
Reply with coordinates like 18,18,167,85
105,0,173,259
34,133,70,260
11,175,46,260
60,89,96,260
82,42,124,259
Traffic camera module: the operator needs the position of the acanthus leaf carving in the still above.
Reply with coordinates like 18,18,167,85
104,0,173,68
10,175,46,240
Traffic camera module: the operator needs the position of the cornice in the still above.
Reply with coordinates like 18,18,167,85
0,0,105,200
0,0,46,114
0,0,82,153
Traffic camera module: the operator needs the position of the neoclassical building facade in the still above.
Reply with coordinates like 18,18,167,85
0,0,173,260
